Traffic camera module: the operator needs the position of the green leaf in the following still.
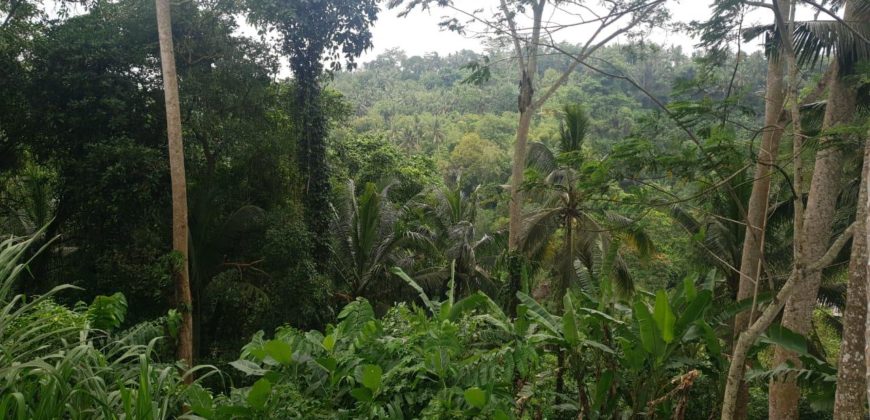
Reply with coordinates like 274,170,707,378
463,387,487,409
247,378,271,410
391,267,436,314
633,300,662,357
316,357,337,372
653,290,676,344
448,292,489,321
493,409,511,420
229,359,266,376
683,275,697,301
350,387,373,402
87,292,127,331
562,295,579,346
264,340,293,365
592,371,614,413
517,292,561,337
675,290,712,338
322,334,336,352
359,364,382,392
762,324,808,355
583,339,615,354
187,385,214,418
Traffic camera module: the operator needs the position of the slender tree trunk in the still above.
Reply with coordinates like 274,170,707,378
505,0,544,314
833,122,869,419
155,0,193,371
866,124,870,414
722,225,855,419
733,3,789,413
770,0,860,411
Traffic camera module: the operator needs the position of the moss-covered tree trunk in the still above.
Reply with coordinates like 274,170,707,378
293,63,331,270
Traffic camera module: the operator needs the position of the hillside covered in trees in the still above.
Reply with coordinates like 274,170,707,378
1,0,869,418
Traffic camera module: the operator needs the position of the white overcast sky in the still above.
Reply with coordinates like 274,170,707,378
357,0,822,63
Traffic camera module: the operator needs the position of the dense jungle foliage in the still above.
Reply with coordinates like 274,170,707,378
1,0,869,418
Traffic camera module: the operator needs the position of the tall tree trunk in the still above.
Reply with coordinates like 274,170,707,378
505,0,545,314
155,0,193,371
833,122,869,419
866,124,870,414
733,3,789,414
294,65,330,270
770,1,860,414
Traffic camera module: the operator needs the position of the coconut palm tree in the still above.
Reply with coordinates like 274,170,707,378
521,104,654,309
412,183,503,299
330,180,430,303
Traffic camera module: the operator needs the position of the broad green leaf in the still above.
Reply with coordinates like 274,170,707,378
592,371,614,413
187,385,214,418
762,324,808,355
263,340,293,365
517,292,561,337
229,359,266,376
322,334,336,352
633,300,662,357
359,364,382,391
583,339,615,354
463,387,487,409
493,409,511,420
448,292,489,321
246,378,271,410
577,307,624,325
316,356,337,372
653,290,676,343
350,387,373,402
675,290,712,338
683,275,697,301
391,267,436,314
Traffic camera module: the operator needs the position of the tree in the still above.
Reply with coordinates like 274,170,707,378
414,184,501,299
770,0,868,414
720,1,870,415
521,105,653,307
390,0,668,311
331,180,430,303
155,0,192,370
833,111,869,419
243,0,379,269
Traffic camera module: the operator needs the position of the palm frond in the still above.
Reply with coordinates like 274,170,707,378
518,207,561,258
527,141,557,175
744,19,870,68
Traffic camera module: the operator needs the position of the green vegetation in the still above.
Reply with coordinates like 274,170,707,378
1,0,868,418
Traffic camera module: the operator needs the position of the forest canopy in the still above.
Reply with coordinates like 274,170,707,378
1,0,869,419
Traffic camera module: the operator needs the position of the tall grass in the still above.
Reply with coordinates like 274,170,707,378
0,231,216,419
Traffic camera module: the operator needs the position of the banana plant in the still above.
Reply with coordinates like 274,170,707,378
514,274,722,419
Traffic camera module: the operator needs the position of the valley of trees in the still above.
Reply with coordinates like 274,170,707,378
1,0,868,418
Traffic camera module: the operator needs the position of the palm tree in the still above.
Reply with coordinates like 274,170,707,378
413,184,503,299
155,0,193,370
521,104,654,309
330,180,430,303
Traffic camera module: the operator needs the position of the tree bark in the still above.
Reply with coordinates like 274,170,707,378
866,124,870,416
733,3,789,415
833,121,869,419
155,0,194,371
722,225,855,419
770,0,860,411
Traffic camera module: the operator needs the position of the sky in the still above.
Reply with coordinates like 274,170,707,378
357,0,822,64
